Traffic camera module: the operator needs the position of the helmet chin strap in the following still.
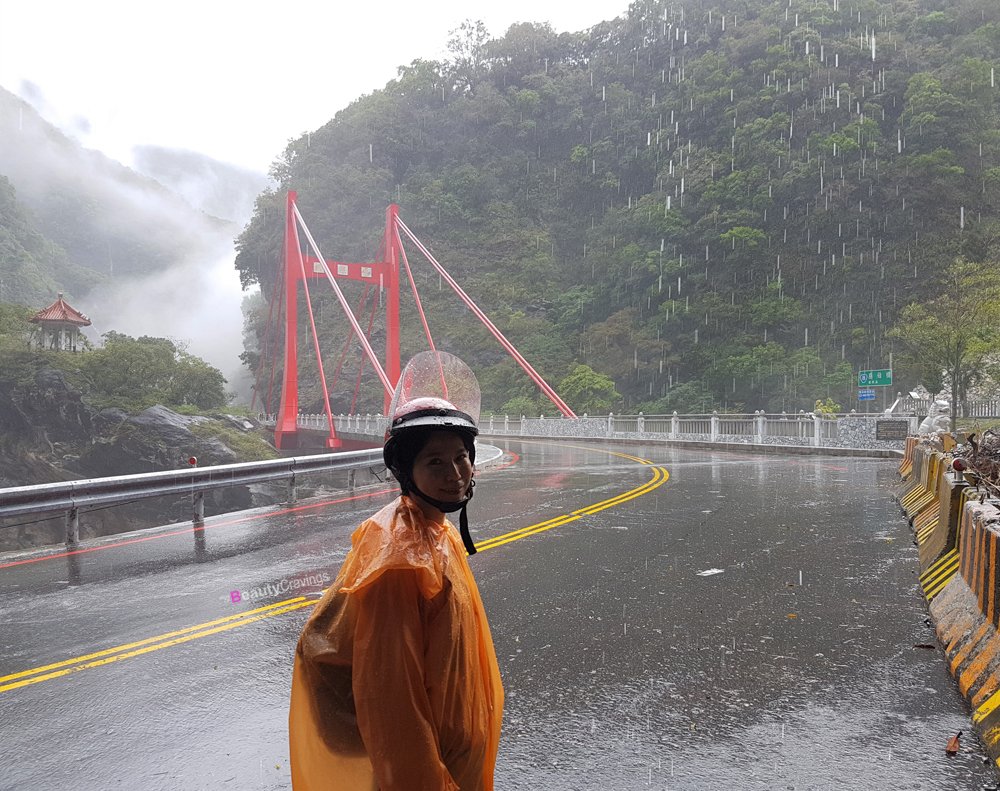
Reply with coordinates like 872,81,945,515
410,482,477,556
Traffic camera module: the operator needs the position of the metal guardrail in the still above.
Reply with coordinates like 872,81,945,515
0,448,384,545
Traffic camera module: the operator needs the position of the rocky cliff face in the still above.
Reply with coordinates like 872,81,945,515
0,368,259,550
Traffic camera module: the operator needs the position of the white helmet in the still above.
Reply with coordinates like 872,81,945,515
382,352,482,555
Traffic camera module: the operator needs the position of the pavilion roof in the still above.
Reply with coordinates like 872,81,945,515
30,293,92,327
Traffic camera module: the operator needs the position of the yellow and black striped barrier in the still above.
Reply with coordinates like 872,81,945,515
898,435,918,480
899,439,1000,770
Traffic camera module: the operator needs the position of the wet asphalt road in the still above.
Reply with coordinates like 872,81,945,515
0,440,996,790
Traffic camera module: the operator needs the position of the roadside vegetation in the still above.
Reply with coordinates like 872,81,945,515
0,306,228,413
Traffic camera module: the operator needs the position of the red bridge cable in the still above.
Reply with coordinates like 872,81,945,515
394,227,448,398
395,218,577,418
329,285,372,395
297,257,338,444
350,295,380,415
292,203,393,396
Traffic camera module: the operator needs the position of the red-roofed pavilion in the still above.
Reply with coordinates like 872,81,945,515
30,292,91,352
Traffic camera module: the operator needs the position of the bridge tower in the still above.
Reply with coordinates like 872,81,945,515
274,192,400,450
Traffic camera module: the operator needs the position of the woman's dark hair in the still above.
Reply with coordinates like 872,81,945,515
385,427,476,494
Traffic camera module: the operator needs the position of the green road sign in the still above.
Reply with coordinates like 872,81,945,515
858,369,892,387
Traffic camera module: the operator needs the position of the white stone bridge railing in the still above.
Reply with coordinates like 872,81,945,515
261,412,918,452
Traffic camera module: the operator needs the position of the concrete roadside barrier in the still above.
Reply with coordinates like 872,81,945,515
901,451,943,520
930,500,1000,765
917,474,970,601
898,438,1000,768
899,435,919,480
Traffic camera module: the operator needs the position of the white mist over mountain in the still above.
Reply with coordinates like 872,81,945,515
0,87,253,389
0,0,625,399
0,1,622,172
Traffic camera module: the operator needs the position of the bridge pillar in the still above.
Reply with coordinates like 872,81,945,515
383,204,401,413
275,191,303,450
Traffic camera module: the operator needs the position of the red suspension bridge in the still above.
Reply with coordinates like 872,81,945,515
252,192,576,450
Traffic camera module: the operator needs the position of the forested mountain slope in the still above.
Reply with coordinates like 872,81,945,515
236,0,1000,415
0,88,240,305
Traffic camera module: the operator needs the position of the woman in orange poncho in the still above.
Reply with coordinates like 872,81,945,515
289,352,503,790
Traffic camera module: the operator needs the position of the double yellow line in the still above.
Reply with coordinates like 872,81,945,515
476,454,669,552
1,448,668,694
0,597,315,693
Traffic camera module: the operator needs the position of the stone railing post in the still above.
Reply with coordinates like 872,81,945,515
504,415,509,433
813,413,822,447
671,411,679,438
607,412,614,437
637,412,645,434
710,411,719,442
755,410,766,443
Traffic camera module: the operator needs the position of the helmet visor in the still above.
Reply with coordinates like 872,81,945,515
387,351,481,429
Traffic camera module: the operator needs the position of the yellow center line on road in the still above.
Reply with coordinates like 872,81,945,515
475,464,668,552
0,597,313,693
2,443,669,694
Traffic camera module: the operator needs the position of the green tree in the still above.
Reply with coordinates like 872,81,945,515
499,394,541,417
558,364,620,414
446,19,491,95
814,398,842,415
79,333,227,411
889,259,1000,415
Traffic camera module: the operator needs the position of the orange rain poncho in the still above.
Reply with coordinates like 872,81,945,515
289,495,504,790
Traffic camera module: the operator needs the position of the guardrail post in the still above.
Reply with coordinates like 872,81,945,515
65,507,79,545
671,411,679,438
192,491,205,523
710,411,719,442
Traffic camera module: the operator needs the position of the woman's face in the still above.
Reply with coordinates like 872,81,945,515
410,430,474,509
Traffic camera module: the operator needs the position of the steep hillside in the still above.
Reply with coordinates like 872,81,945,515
236,0,1000,414
0,87,232,280
0,175,95,304
0,88,260,379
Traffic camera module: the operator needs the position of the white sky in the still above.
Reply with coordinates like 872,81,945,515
0,0,627,173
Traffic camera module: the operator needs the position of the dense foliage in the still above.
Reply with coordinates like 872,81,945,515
0,177,95,305
248,0,996,414
0,313,227,412
889,258,1000,411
